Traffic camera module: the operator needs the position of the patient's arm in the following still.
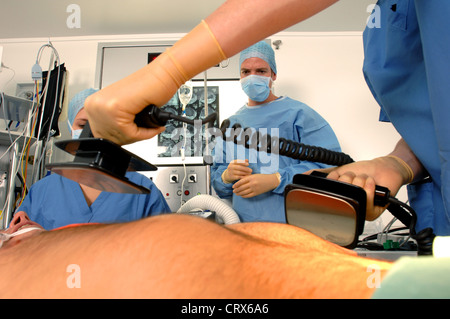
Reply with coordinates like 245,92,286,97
0,214,391,298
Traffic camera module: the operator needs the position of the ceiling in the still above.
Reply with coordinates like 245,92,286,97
1,0,376,39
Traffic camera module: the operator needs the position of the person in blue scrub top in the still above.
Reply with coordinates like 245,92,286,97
211,41,341,223
320,1,450,237
14,88,171,230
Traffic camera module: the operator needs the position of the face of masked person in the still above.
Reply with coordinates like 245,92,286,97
67,89,97,139
239,56,276,104
70,108,88,139
240,75,272,102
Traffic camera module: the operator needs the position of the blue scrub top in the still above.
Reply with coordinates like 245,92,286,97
363,0,450,235
16,172,171,230
211,96,341,223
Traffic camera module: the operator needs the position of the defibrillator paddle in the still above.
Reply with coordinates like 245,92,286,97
46,104,217,194
46,120,157,194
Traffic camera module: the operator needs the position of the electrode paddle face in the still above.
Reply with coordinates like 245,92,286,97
285,188,358,247
47,162,151,194
284,173,367,249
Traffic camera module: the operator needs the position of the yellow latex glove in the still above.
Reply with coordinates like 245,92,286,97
222,159,253,183
233,173,280,198
85,20,227,145
315,155,413,221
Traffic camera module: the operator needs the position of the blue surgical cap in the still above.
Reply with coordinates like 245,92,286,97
67,88,98,131
239,41,277,75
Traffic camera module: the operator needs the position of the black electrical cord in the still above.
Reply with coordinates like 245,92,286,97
413,227,435,256
219,119,354,166
135,104,217,128
381,197,434,255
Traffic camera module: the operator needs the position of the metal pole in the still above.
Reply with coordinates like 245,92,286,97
4,142,18,228
203,70,211,195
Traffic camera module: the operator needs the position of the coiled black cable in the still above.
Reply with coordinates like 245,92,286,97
135,104,217,128
414,227,435,256
219,119,354,166
384,196,435,255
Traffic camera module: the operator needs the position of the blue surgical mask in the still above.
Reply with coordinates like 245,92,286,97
72,129,83,139
68,119,83,139
240,75,272,102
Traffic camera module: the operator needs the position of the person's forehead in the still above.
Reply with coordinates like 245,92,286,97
240,57,270,69
74,108,88,121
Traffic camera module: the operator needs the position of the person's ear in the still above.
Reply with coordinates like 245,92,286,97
271,72,277,82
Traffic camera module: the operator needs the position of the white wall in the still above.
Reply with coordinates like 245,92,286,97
272,32,401,161
0,31,405,232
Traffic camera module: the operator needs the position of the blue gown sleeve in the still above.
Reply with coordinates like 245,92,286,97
210,137,234,199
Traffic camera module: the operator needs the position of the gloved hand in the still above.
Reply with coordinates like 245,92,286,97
313,155,413,221
232,173,280,198
84,20,227,145
222,159,252,183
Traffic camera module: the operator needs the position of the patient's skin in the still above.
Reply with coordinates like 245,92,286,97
0,213,392,298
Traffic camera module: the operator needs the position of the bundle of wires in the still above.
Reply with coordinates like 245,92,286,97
0,76,39,221
15,81,41,208
31,42,66,182
0,42,66,225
